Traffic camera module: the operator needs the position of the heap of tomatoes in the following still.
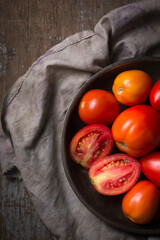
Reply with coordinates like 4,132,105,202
69,69,160,225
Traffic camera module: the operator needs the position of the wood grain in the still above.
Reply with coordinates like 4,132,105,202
0,0,139,239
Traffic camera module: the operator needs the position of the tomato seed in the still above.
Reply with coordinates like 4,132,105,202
115,161,120,166
120,161,124,166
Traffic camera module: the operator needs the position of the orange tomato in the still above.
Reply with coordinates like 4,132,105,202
112,70,152,106
111,105,160,157
122,180,159,224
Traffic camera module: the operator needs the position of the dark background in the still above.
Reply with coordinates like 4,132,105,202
0,0,140,239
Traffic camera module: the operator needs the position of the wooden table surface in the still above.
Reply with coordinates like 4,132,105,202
0,1,139,239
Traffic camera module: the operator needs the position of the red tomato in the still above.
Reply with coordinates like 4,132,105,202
69,124,113,169
78,89,120,125
122,180,159,224
140,152,160,187
112,70,152,106
88,153,141,196
150,80,160,111
111,105,160,157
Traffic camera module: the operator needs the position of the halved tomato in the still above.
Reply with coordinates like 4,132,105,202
89,153,141,196
69,124,113,169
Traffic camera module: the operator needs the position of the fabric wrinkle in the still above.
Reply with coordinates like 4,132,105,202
1,1,160,239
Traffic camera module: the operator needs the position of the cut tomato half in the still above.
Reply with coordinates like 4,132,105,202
89,153,141,195
69,124,113,169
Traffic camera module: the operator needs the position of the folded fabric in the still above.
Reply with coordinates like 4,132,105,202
1,0,160,239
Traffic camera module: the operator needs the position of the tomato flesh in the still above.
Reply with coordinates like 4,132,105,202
69,124,113,169
89,153,141,196
122,180,159,224
140,152,160,187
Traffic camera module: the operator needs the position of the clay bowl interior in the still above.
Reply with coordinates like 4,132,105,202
62,57,160,235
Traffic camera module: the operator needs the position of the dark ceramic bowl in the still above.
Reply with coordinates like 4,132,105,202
62,57,160,235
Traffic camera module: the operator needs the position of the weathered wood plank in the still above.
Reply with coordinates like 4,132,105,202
0,0,139,239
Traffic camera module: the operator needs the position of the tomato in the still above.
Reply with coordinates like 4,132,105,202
78,89,120,125
140,152,160,187
88,153,141,196
149,80,160,111
69,124,113,169
112,70,152,106
111,104,160,157
122,180,159,224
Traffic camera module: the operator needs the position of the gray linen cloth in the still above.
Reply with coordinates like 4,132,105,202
1,0,160,239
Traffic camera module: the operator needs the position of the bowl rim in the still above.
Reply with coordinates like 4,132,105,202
61,56,160,235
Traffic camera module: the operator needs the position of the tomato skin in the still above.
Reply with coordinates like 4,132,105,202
88,153,141,196
78,89,120,125
140,152,160,187
122,180,160,224
111,105,160,157
112,70,152,106
69,124,113,169
149,80,160,111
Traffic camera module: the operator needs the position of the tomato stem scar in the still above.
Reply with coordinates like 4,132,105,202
81,101,85,109
117,142,128,149
118,87,123,94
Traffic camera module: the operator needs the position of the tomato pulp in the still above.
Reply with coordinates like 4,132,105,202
89,153,141,196
69,124,113,169
111,105,160,157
